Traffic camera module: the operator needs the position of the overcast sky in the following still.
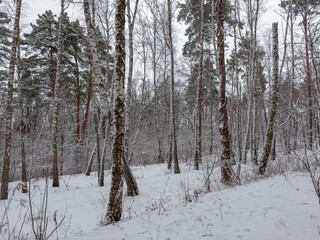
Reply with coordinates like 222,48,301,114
25,0,283,24
24,0,284,35
22,0,285,56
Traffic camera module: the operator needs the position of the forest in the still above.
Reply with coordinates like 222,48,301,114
0,0,320,239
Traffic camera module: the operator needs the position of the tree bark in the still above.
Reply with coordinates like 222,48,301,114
105,0,126,224
123,0,139,196
52,0,65,188
290,0,297,150
75,52,81,144
194,0,204,170
151,11,164,164
83,0,108,185
82,66,93,140
217,0,234,184
259,22,279,175
303,13,313,150
17,36,27,193
167,0,180,174
1,0,22,200
85,145,96,176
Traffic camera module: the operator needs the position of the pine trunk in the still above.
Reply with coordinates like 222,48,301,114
304,15,313,150
52,0,65,188
167,0,180,174
194,0,204,170
217,0,234,184
17,37,27,193
152,16,164,164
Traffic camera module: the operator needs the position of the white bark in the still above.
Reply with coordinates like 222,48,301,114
1,0,22,199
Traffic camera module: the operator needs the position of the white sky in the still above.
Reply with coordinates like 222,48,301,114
22,0,285,56
25,0,284,32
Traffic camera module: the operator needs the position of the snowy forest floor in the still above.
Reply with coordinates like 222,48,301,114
1,163,320,240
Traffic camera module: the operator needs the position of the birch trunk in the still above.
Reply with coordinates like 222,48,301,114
124,0,138,161
83,0,108,185
234,0,242,164
1,0,22,199
85,145,96,176
105,0,126,223
82,66,93,140
123,0,139,196
259,22,279,175
167,0,180,174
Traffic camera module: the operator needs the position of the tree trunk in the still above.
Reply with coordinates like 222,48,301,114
123,0,139,196
105,0,126,224
167,130,173,169
17,37,27,193
1,0,22,200
83,0,109,185
217,0,234,184
233,0,242,164
259,22,279,175
304,14,313,150
75,52,81,144
194,0,204,170
151,13,164,164
52,0,65,188
73,50,82,173
290,0,296,151
82,66,93,140
85,145,96,176
167,0,180,174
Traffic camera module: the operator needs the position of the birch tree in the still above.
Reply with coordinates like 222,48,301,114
259,22,279,175
83,0,108,186
1,0,22,200
123,0,139,196
105,0,126,223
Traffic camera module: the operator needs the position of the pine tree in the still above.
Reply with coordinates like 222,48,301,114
0,8,11,66
0,4,11,121
217,0,234,184
167,0,180,174
23,11,59,98
52,0,66,188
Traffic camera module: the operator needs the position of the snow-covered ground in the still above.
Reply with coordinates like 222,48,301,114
1,164,319,240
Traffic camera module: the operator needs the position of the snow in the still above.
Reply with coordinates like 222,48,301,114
1,164,319,240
